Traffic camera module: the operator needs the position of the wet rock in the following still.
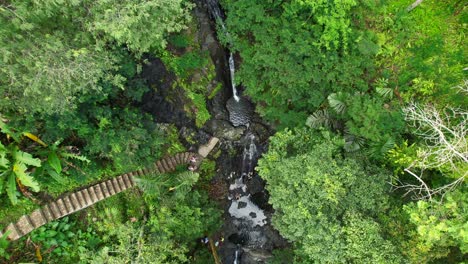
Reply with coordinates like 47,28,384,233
228,233,248,245
140,58,193,127
242,248,273,264
250,191,272,211
245,175,265,194
238,201,247,209
205,119,245,140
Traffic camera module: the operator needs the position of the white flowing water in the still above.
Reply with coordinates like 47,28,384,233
228,135,267,226
229,52,240,102
205,0,240,102
233,249,239,264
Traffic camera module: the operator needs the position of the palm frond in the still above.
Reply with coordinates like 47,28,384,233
306,109,331,129
369,137,395,159
375,78,393,99
328,93,347,114
344,133,366,153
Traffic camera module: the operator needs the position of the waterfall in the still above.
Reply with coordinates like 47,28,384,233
229,53,240,102
228,135,267,227
204,0,240,102
241,135,257,178
233,249,239,264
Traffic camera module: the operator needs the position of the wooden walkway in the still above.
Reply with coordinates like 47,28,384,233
1,138,219,241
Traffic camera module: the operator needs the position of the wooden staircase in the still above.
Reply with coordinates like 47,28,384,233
1,137,219,241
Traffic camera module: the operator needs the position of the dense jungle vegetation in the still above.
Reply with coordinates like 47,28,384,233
0,0,466,263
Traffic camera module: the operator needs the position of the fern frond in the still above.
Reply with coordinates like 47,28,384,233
174,171,199,192
61,152,90,163
376,87,393,99
134,174,169,197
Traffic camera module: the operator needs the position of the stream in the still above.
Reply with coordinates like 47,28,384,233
199,1,287,263
140,1,288,262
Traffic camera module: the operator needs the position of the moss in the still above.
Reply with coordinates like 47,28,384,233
162,124,186,155
212,149,222,159
208,83,223,100
0,199,38,228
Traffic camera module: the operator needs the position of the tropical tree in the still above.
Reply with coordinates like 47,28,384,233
257,128,405,263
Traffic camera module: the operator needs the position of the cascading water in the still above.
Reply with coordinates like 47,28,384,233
233,249,240,264
229,53,240,102
199,1,287,262
204,0,252,127
228,135,267,227
204,0,239,102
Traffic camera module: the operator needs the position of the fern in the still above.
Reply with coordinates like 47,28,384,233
61,152,90,163
0,144,41,204
174,171,199,192
134,174,168,198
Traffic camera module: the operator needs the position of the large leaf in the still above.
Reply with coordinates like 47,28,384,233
306,109,330,129
0,152,9,170
0,120,20,142
0,170,7,194
13,163,40,192
48,151,62,173
376,87,393,99
328,93,347,114
47,168,67,185
13,148,41,167
6,172,18,205
23,132,47,147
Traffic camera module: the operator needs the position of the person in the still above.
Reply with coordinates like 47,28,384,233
190,156,197,163
201,236,209,244
188,165,197,171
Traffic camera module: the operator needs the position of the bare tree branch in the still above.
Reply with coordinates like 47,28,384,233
395,97,467,201
407,0,424,12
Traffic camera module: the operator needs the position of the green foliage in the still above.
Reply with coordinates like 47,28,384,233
0,126,41,204
403,190,468,262
89,0,193,55
257,128,404,263
186,91,212,128
164,48,214,128
27,217,100,262
366,0,466,105
375,78,394,99
79,222,189,264
0,231,10,260
221,0,375,127
343,211,405,264
136,170,221,260
0,1,122,116
161,124,186,155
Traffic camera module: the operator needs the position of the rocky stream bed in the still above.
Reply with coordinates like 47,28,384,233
138,1,288,263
